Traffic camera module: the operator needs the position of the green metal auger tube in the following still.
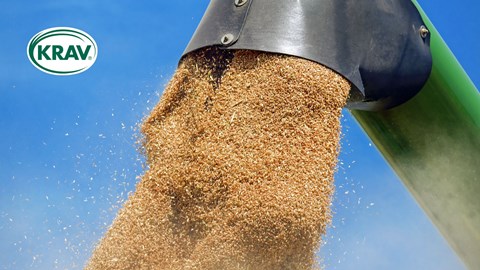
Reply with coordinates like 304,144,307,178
352,2,480,269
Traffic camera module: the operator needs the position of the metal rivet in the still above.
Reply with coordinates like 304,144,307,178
235,0,248,7
221,33,235,45
420,25,429,39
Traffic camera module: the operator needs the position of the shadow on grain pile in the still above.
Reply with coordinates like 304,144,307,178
86,48,351,270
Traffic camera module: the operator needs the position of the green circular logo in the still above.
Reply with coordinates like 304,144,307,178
27,27,98,76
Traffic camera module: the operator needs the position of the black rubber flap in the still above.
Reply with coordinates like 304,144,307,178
183,0,432,111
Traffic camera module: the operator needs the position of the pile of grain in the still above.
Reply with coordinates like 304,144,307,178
86,48,350,270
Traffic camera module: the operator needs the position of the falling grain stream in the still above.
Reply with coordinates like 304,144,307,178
86,48,350,270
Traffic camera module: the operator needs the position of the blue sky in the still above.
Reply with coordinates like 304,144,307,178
0,1,478,269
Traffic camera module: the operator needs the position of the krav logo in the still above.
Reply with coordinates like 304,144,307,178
27,27,98,75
